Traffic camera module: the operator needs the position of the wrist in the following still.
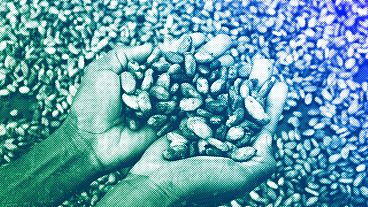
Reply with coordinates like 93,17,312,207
97,173,176,207
0,117,106,206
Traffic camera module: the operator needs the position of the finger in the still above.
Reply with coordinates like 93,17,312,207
85,43,153,74
262,81,288,135
163,156,273,206
118,126,158,164
248,132,275,167
70,70,122,133
243,82,288,183
197,34,232,58
93,125,158,168
83,50,122,75
130,136,169,176
115,43,153,68
251,82,288,158
70,44,153,132
248,58,274,87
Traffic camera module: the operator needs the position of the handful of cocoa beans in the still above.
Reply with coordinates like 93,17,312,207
120,34,277,162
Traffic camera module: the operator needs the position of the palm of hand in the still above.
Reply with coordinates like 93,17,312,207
130,138,275,206
126,35,288,206
129,83,286,205
66,46,156,171
64,34,288,206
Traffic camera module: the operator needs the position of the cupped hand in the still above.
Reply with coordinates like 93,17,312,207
64,44,158,172
125,36,288,206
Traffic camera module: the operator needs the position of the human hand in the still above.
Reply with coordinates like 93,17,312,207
0,44,163,206
127,84,286,206
128,86,287,206
98,35,288,207
64,43,159,172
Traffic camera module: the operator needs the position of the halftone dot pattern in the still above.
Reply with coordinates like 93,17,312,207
0,0,367,206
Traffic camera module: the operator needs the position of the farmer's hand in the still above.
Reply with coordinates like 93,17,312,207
0,44,159,206
97,35,288,207
66,43,157,171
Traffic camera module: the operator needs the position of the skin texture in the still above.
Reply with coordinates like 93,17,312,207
98,35,288,207
0,34,287,207
68,43,158,171
0,44,160,206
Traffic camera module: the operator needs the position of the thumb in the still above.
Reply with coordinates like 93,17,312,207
70,44,153,133
130,136,170,176
70,70,122,133
84,43,153,74
114,44,154,72
263,81,288,135
251,132,275,167
250,81,288,168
